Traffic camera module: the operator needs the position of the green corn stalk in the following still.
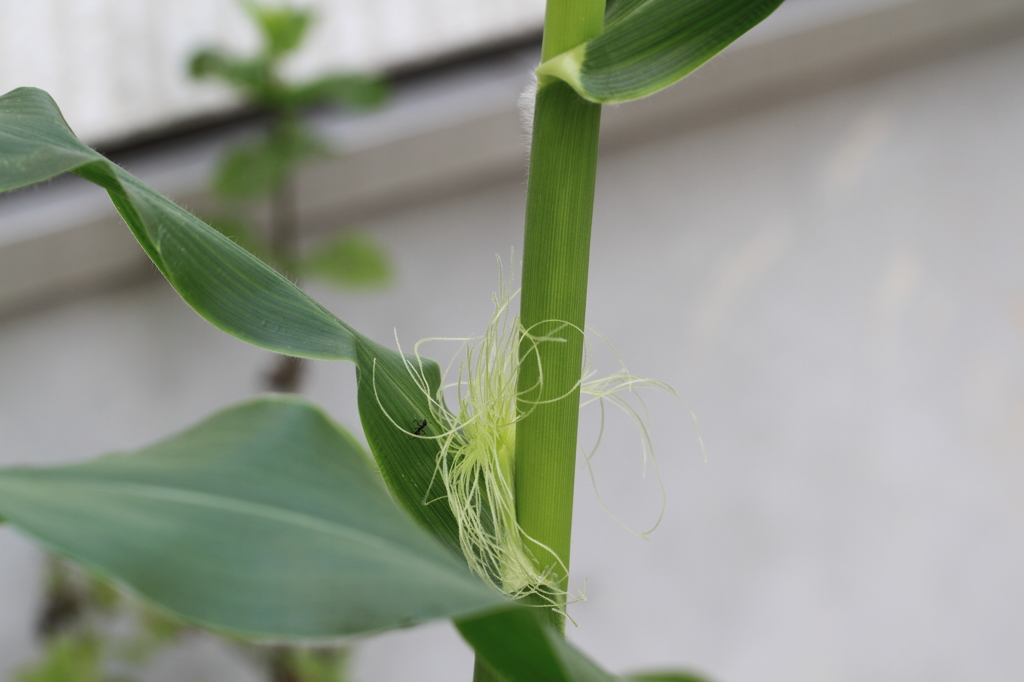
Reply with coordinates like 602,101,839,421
479,0,785,675
513,0,605,628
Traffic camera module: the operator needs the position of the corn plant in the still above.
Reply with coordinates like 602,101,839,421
0,1,785,680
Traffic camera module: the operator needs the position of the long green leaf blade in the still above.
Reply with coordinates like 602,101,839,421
0,87,354,361
0,397,503,639
537,0,785,103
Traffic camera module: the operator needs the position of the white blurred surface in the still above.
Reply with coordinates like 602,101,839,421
2,15,1024,682
0,0,546,145
0,0,914,146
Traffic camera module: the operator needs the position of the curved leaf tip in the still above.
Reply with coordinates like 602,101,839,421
536,44,588,98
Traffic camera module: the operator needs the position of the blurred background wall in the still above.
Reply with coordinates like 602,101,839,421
2,0,1024,681
0,0,546,145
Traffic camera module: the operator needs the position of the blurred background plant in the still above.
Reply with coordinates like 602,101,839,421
17,2,389,680
190,0,392,392
20,558,357,682
17,558,185,682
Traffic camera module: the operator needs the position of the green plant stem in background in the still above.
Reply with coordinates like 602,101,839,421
513,0,604,628
266,124,306,393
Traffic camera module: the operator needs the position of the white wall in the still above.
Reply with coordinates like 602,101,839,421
2,5,1024,682
0,0,545,145
0,0,911,147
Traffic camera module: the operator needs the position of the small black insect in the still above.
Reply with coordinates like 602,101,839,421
412,419,428,436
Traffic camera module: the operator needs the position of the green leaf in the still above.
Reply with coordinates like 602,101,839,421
537,0,786,103
213,124,325,199
302,231,392,288
353,334,463,555
0,86,461,556
624,672,717,682
458,608,621,682
213,142,287,198
244,1,313,58
14,636,103,682
0,397,504,639
290,74,389,109
0,87,353,361
189,49,273,102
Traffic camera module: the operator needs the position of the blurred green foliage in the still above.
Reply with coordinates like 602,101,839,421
16,637,104,682
190,0,391,285
302,232,392,288
624,672,717,682
17,559,186,682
